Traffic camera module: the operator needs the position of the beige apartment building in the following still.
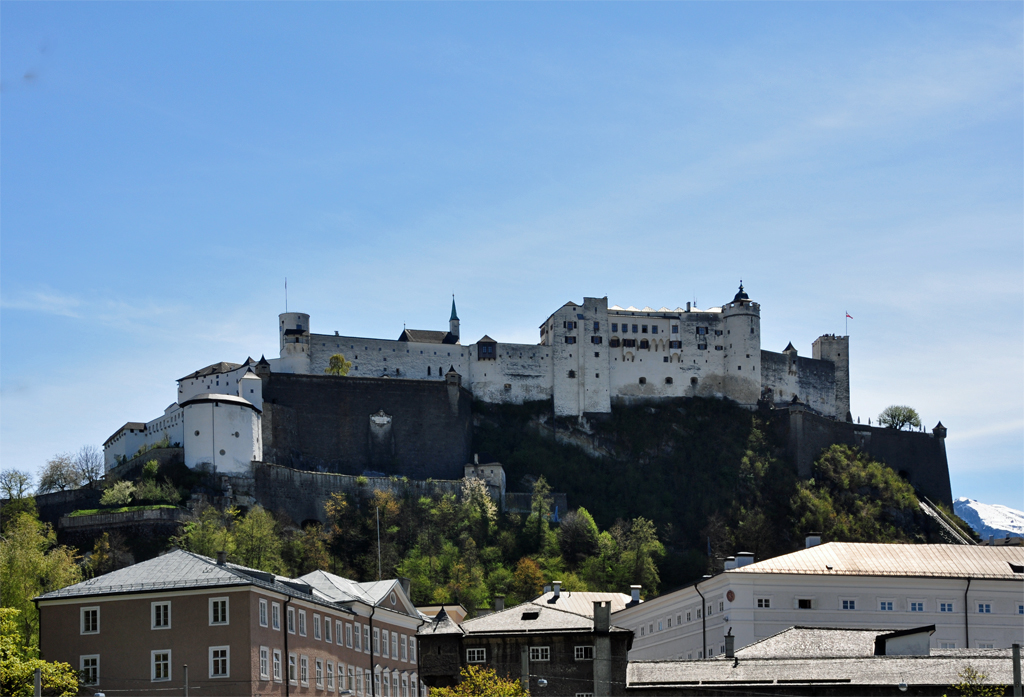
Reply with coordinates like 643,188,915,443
36,550,425,696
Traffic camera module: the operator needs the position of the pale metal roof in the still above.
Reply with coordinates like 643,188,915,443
728,542,1024,580
531,590,638,617
736,626,894,658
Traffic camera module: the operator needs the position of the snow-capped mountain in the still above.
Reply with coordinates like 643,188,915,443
954,497,1024,539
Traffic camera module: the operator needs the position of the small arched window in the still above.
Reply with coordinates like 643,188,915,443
568,370,576,379
665,377,673,384
639,377,647,385
691,377,699,386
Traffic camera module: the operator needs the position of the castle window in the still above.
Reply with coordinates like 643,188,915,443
504,384,511,391
609,338,620,347
663,357,669,363
715,345,723,351
478,343,496,360
669,341,682,349
652,326,658,334
665,377,673,384
568,370,576,379
623,339,636,348
715,330,723,336
611,323,618,332
639,340,649,350
642,325,648,334
672,325,679,334
593,322,600,331
594,352,600,358
738,366,742,370
691,377,698,386
427,367,431,376
632,324,638,333
591,336,602,345
565,337,577,344
697,327,708,335
638,377,646,385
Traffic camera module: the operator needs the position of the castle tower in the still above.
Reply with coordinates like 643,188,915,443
278,312,311,374
449,296,460,340
721,282,762,406
812,334,850,421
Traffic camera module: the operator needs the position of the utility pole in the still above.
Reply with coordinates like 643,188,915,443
183,664,189,697
376,507,382,581
1012,643,1021,697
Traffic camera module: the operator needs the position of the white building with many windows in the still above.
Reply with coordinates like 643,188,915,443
613,542,1024,660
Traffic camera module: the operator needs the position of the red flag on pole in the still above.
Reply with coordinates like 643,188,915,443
846,312,853,319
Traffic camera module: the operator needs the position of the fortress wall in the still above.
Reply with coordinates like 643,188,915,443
308,334,471,380
760,351,837,417
251,464,465,525
779,408,952,506
261,373,472,480
468,342,553,405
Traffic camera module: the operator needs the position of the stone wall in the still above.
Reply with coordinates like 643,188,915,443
776,406,952,506
261,373,473,481
760,351,837,417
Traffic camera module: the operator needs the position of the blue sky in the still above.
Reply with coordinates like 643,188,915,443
2,3,1021,509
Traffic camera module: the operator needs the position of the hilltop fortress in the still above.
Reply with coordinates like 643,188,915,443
277,284,850,421
103,285,851,473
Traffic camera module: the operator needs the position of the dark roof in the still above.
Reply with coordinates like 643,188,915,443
783,342,796,352
450,297,459,321
421,606,465,636
477,335,496,344
103,422,148,446
283,328,307,336
398,329,459,345
178,361,243,382
627,650,1014,690
179,393,261,413
733,282,749,302
36,549,351,614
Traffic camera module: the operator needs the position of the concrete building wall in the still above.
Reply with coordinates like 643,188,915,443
760,351,838,417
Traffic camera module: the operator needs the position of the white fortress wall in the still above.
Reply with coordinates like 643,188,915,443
308,334,471,379
177,363,253,404
467,341,553,404
182,398,262,474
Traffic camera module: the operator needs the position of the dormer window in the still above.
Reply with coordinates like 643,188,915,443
478,342,497,360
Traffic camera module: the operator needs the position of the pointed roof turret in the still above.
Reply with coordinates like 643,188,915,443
784,342,797,353
733,281,749,302
450,295,459,321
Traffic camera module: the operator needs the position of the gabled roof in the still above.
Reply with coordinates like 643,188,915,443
398,329,459,345
728,542,1024,580
36,550,349,614
736,626,895,659
532,590,637,616
298,571,418,616
477,335,496,343
421,606,465,635
454,599,630,635
783,342,797,352
178,361,243,382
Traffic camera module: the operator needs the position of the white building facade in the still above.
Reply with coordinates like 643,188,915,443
613,542,1024,661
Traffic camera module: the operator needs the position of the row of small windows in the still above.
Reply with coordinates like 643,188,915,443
81,599,228,636
466,646,591,663
80,646,232,685
256,648,420,696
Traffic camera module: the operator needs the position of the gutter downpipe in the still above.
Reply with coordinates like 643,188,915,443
369,603,378,697
964,578,971,649
695,577,710,660
284,597,291,697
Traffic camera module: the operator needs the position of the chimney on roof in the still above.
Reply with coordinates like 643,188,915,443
686,302,691,312
494,595,504,612
724,556,737,570
543,585,551,594
630,585,641,603
398,577,411,598
725,628,735,658
735,552,754,567
335,330,339,336
553,581,561,599
805,533,822,548
474,453,479,465
217,551,227,565
593,601,610,633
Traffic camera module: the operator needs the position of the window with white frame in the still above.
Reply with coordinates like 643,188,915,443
411,674,418,697
467,648,486,663
910,601,924,612
325,615,332,643
300,655,309,685
347,622,354,647
298,610,307,636
287,607,295,633
327,661,335,690
210,646,229,678
314,614,322,640
403,674,409,697
719,601,724,612
940,602,954,613
80,655,99,685
575,645,594,660
272,602,281,630
259,599,268,627
978,642,995,649
316,658,324,688
1019,604,1023,615
686,611,692,622
259,646,270,679
756,598,770,608
978,603,992,613
374,627,380,655
152,650,171,681
842,599,856,610
410,637,417,662
152,601,171,629
289,653,297,684
337,620,344,645
209,597,229,625
402,634,408,661
273,650,282,682
676,614,681,625
658,620,663,631
339,662,347,690
940,641,956,649
364,625,371,653
382,629,390,657
81,606,99,635
530,646,550,661
375,670,382,696
879,600,894,611
392,632,398,659
393,672,400,697
381,671,389,697
357,669,363,696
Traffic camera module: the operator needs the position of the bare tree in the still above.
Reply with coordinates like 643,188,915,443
0,469,34,500
37,453,85,493
75,445,104,485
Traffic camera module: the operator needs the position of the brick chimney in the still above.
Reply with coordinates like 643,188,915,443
593,601,610,632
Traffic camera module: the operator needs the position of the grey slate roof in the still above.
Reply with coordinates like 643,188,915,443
103,422,149,446
35,549,349,614
735,626,895,659
729,542,1024,580
531,590,638,617
398,329,458,345
178,361,243,382
628,650,1015,689
421,607,465,636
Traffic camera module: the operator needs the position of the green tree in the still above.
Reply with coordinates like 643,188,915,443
74,445,104,485
100,480,136,506
325,354,353,376
460,477,497,547
0,471,36,531
512,557,544,601
172,505,236,558
36,454,84,493
430,664,529,697
234,506,285,573
84,532,134,578
0,513,81,648
878,405,922,431
0,608,79,697
558,507,600,567
948,665,1006,696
